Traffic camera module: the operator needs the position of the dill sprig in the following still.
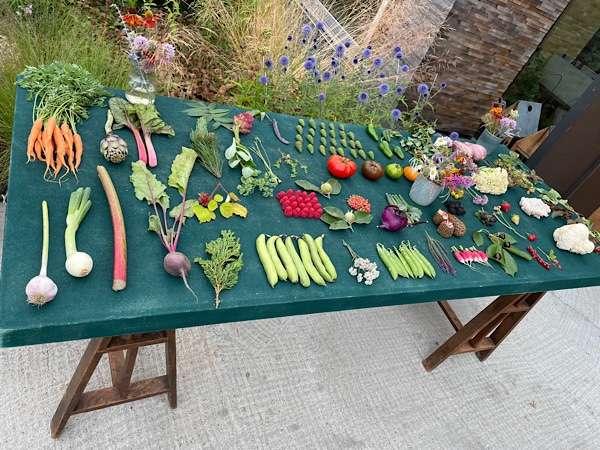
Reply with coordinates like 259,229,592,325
189,117,223,178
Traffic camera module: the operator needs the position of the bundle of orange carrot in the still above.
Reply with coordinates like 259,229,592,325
18,62,109,181
27,118,83,179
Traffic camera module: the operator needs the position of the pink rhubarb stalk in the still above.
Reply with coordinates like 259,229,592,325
131,127,148,164
143,130,157,167
97,165,127,291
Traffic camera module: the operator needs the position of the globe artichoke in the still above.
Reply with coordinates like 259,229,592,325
100,134,128,164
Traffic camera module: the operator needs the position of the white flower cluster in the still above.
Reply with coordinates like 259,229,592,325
348,257,380,285
473,167,509,195
433,136,453,149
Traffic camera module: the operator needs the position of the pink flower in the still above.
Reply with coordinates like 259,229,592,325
234,112,254,134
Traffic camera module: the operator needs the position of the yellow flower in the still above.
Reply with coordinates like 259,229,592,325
451,189,464,199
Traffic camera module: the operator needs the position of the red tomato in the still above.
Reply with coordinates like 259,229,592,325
326,155,357,179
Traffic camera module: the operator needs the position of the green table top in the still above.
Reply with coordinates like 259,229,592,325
1,86,599,348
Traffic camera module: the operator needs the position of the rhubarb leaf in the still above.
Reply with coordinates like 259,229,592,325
167,147,197,194
130,161,169,209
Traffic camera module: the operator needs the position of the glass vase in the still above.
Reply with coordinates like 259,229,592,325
409,174,444,207
476,129,503,158
125,67,156,105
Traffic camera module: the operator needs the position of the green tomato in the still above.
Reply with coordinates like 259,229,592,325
385,163,404,180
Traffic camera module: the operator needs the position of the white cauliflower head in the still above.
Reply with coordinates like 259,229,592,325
553,223,595,255
519,197,551,219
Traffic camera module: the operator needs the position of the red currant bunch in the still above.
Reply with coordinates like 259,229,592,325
276,189,323,219
527,246,551,270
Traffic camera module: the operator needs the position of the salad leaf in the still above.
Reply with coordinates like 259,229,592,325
130,161,169,209
168,147,197,194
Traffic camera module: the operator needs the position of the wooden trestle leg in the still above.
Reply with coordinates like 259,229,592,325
422,293,544,372
50,330,177,438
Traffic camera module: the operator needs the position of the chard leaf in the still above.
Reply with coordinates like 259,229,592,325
168,147,197,194
134,104,175,136
130,161,169,209
169,199,199,220
109,97,137,129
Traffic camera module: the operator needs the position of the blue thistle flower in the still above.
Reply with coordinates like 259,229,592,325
352,57,359,64
401,64,410,73
322,71,332,82
307,56,316,64
395,85,404,95
357,91,369,103
362,48,372,58
344,40,352,48
373,58,383,68
316,21,325,32
395,50,403,60
378,83,390,95
450,131,459,140
331,59,338,68
303,59,315,70
264,59,273,70
318,92,326,102
391,109,401,121
302,24,312,36
417,83,429,95
378,72,386,78
440,81,448,89
258,75,269,85
393,46,402,54
279,55,289,66
335,44,345,57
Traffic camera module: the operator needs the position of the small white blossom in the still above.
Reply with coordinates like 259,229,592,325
364,279,373,286
357,273,363,283
348,267,358,276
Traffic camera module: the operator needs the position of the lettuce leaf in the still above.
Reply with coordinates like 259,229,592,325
168,147,197,194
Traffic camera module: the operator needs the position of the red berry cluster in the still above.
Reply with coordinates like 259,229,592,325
276,190,323,218
595,246,600,254
527,246,551,270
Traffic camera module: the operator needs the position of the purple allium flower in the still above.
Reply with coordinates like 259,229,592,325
450,131,459,140
473,195,489,206
279,55,289,66
373,58,383,68
391,109,401,121
316,21,325,32
417,83,429,95
318,92,326,102
440,81,447,89
133,35,149,50
287,35,293,41
303,59,315,70
335,45,345,57
322,71,332,82
358,91,369,103
362,48,372,58
302,24,312,35
162,43,175,60
395,50,403,60
259,75,269,85
264,59,273,70
500,117,517,130
378,83,390,95
344,40,352,48
443,174,474,190
401,64,410,73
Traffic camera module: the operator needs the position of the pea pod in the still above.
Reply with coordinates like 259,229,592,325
355,141,363,150
315,235,337,280
306,134,314,144
303,235,333,282
307,143,314,153
329,130,336,139
379,140,393,158
339,138,347,147
402,244,423,278
349,140,356,149
394,247,414,278
411,245,436,278
366,123,379,141
377,244,398,280
285,237,310,287
389,248,408,278
329,146,337,155
267,236,288,281
320,129,327,138
298,238,326,286
308,128,316,136
348,131,356,140
320,137,327,146
256,234,278,287
276,237,298,283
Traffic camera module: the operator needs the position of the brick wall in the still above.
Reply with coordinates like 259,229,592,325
425,0,570,134
540,0,600,59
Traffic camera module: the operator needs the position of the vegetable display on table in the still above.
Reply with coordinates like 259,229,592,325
64,187,93,278
26,201,58,306
19,62,108,179
130,147,197,297
256,234,336,288
195,230,243,308
97,166,127,291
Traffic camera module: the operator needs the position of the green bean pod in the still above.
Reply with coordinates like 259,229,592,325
267,235,288,281
256,234,278,287
285,237,310,287
298,238,326,286
303,235,333,282
276,237,298,283
315,235,337,280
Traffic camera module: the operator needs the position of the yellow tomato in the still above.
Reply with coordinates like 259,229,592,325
403,166,419,182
